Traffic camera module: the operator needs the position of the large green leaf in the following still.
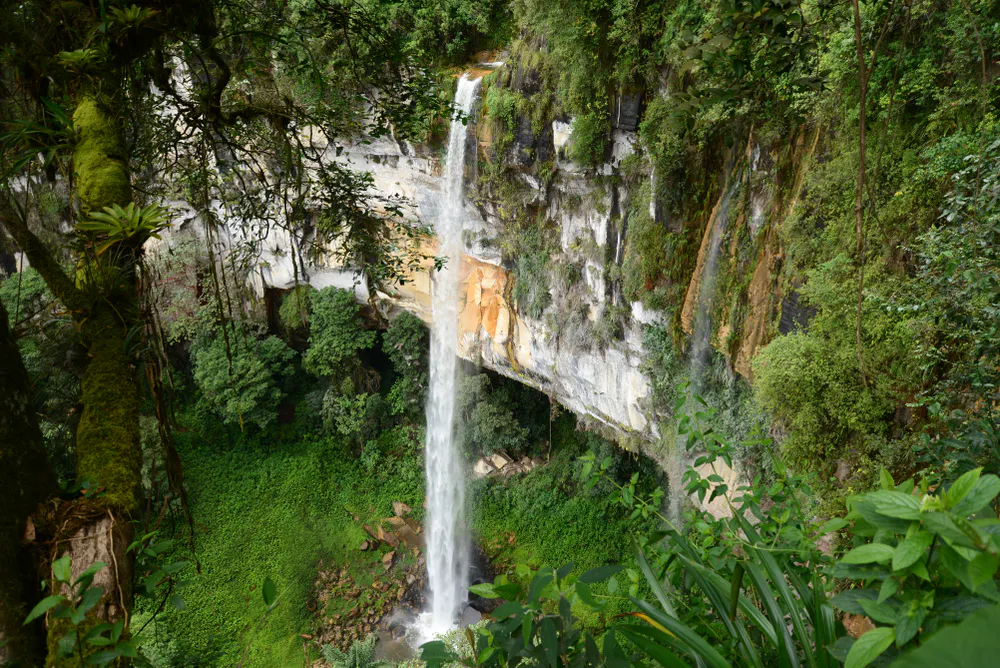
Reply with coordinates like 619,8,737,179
842,544,895,564
946,468,982,509
23,595,65,625
892,531,933,570
635,541,678,618
845,627,894,668
866,491,922,520
952,475,1000,517
891,603,1000,667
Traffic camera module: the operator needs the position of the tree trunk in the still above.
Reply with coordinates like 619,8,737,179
0,299,57,666
50,94,141,666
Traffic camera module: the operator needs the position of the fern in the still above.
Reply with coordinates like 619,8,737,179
320,634,391,668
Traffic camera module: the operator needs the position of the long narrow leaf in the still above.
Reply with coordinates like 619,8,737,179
631,597,732,668
676,554,766,668
618,625,694,668
636,540,678,618
742,559,800,668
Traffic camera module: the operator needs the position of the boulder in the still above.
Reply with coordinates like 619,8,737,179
382,551,395,570
473,458,495,478
490,452,513,470
392,501,412,517
377,525,400,548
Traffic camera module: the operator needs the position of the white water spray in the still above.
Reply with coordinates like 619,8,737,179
415,74,481,641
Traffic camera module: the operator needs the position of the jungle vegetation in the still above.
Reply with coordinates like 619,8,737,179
1,0,999,667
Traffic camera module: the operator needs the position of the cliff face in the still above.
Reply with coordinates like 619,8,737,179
198,67,820,441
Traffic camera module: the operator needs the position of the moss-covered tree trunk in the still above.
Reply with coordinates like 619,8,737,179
0,299,57,666
43,93,142,664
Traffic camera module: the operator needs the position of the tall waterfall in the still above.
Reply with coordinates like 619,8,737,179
418,74,481,639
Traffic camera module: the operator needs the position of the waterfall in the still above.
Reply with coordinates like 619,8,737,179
689,177,739,394
667,176,740,525
416,74,481,640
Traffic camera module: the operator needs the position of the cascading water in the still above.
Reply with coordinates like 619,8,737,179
414,74,482,641
667,175,740,524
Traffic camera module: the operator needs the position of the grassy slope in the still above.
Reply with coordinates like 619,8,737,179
138,426,425,666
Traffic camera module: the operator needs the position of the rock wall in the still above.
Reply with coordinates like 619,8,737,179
156,67,819,443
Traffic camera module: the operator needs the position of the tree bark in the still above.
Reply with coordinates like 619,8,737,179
0,299,57,667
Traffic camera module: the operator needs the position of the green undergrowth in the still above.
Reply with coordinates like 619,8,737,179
470,416,659,631
135,416,425,666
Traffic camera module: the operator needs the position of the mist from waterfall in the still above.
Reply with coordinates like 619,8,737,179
415,74,481,641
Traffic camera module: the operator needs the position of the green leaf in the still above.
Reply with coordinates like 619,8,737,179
607,575,619,594
85,648,121,665
541,618,558,668
894,603,926,648
262,577,277,607
968,552,999,589
865,491,921,520
635,542,677,618
844,627,894,668
879,467,895,490
23,595,64,625
575,581,598,607
830,589,878,615
878,578,899,603
858,598,897,625
818,518,849,534
528,570,553,604
468,583,498,598
72,587,104,625
169,594,185,611
57,630,76,657
73,562,107,587
630,597,732,668
52,556,72,584
842,543,895,564
579,564,623,584
946,468,982,509
729,562,744,622
893,531,934,570
953,475,1000,517
891,603,1000,667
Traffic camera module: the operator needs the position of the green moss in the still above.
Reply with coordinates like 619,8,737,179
72,95,131,212
75,308,141,511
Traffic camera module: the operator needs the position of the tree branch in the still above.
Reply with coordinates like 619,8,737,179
0,193,85,313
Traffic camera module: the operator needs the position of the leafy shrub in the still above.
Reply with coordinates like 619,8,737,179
383,311,429,418
278,284,316,333
510,225,552,320
321,382,390,453
191,331,296,431
458,373,530,457
302,287,376,378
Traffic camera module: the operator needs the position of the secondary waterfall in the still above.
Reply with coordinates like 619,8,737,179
667,175,740,524
417,74,481,639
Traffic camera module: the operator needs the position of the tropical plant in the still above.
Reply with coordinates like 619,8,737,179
321,633,391,668
76,203,171,255
829,466,1000,665
23,556,138,665
302,288,376,379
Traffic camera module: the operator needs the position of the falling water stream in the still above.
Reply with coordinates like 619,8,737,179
667,175,741,524
413,74,482,642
